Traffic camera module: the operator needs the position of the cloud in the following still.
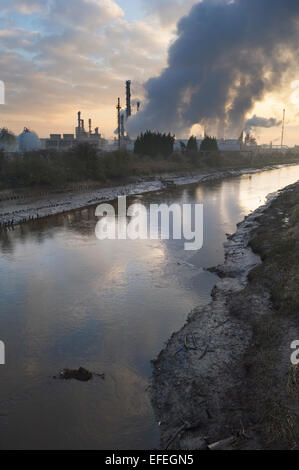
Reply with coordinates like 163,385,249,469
128,0,299,138
3,0,296,143
141,0,199,27
0,0,46,14
0,28,40,49
48,0,124,31
245,115,282,133
0,0,170,137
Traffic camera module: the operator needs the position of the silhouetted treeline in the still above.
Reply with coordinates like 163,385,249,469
200,136,219,151
134,131,175,157
186,136,198,153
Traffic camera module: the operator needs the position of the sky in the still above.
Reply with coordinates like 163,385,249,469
0,0,299,145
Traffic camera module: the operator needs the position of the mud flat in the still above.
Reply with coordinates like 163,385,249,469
151,180,299,450
0,164,292,227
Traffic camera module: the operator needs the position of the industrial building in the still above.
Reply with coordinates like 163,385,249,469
41,112,106,151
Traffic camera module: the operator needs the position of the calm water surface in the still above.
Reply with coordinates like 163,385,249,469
0,165,298,449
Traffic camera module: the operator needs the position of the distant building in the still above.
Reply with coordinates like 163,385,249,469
41,112,106,151
217,139,242,152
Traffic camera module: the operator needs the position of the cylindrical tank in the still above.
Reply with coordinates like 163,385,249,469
18,128,41,152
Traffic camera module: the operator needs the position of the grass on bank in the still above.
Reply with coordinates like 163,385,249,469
0,142,299,190
248,186,299,316
231,183,299,448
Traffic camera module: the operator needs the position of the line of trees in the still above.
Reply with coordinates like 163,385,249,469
134,131,219,157
134,131,175,157
180,135,219,153
186,135,198,153
200,136,219,152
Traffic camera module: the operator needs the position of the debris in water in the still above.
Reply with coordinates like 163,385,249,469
54,367,94,382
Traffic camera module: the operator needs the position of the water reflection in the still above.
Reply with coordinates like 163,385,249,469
0,165,298,449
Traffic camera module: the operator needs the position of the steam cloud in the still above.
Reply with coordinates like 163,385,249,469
128,0,299,138
245,115,282,133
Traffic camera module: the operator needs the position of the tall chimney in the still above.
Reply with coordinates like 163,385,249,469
120,114,125,138
81,119,85,131
89,119,92,135
126,80,131,119
116,97,121,149
78,111,81,129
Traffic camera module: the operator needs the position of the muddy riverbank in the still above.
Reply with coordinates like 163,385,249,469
151,180,299,450
0,164,297,227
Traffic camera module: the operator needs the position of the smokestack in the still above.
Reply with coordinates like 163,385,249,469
81,120,85,131
89,119,92,135
116,97,121,149
120,114,125,139
78,111,81,130
126,80,131,119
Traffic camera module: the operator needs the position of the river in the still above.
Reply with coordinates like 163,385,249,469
0,164,298,449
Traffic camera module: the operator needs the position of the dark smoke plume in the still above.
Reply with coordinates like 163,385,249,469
128,0,299,138
245,115,282,133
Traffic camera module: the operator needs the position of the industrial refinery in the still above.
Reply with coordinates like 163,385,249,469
40,80,138,152
41,112,106,151
0,80,291,155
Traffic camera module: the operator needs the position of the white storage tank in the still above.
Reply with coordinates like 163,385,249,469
18,128,41,152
